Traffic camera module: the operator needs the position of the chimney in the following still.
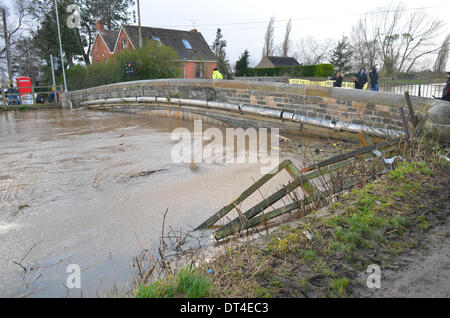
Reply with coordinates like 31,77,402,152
95,21,105,33
190,29,198,33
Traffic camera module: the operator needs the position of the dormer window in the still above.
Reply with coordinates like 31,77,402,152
121,38,127,49
182,39,192,49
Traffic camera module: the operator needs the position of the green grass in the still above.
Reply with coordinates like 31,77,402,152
328,277,349,298
416,215,430,232
134,266,213,298
325,161,434,258
389,162,434,181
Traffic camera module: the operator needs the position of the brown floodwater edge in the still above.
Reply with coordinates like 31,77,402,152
0,104,61,112
0,109,347,298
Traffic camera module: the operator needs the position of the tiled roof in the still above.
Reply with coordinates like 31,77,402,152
266,56,300,67
123,25,217,61
102,30,119,52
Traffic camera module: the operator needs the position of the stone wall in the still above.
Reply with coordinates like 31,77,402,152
63,79,436,133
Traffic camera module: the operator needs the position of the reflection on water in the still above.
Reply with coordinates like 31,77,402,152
0,109,301,298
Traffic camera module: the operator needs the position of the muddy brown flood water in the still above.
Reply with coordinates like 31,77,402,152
0,109,328,298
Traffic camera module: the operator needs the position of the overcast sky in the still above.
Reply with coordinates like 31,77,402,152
138,0,450,69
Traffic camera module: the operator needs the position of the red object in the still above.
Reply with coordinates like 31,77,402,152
17,76,32,95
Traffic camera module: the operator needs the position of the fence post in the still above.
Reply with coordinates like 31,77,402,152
1,85,6,106
59,84,63,103
31,85,36,104
418,84,421,97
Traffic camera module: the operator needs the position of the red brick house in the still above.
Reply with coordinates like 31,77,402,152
91,22,217,79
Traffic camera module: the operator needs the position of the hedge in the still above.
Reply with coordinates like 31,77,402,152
58,40,182,91
245,64,334,78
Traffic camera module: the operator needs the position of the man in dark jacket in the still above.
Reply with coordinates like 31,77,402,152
369,66,379,91
354,67,368,89
442,72,450,102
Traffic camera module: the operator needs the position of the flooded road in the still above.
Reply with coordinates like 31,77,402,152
0,109,313,298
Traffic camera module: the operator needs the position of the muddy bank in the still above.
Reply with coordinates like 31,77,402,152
0,104,60,112
354,174,450,298
203,159,449,298
135,148,449,298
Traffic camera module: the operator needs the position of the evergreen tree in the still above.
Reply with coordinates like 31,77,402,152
235,50,250,76
211,28,231,78
32,0,84,67
31,0,134,65
329,36,353,74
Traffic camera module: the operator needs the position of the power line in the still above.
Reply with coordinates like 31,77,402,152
154,4,450,30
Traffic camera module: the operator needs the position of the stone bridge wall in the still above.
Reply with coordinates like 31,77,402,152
62,79,442,136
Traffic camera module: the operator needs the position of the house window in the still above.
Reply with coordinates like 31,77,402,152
182,39,192,49
121,38,127,50
195,63,204,78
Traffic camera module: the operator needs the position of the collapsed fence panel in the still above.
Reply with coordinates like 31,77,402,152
213,173,384,240
195,139,400,241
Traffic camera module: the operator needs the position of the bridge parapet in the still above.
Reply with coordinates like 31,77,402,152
62,79,448,140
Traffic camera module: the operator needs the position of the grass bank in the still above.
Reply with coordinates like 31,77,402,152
133,138,449,298
0,104,61,112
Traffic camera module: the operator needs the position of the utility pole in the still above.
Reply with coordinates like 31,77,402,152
137,0,143,48
1,8,13,86
50,54,57,101
54,0,67,92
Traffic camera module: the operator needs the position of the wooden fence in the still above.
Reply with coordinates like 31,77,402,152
196,135,401,241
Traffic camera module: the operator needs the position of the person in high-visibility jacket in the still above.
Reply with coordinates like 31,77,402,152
212,68,223,79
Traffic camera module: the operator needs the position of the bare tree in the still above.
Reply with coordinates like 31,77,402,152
11,36,42,81
0,0,34,56
350,14,379,70
262,16,275,58
350,3,445,76
279,18,292,57
434,34,450,73
294,36,333,65
1,0,35,83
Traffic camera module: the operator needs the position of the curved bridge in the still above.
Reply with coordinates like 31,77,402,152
62,79,449,140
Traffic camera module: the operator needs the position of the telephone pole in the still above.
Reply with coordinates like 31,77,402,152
2,8,13,86
137,0,143,48
54,0,67,92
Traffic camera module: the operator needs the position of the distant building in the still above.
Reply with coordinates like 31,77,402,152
256,56,301,68
91,21,217,79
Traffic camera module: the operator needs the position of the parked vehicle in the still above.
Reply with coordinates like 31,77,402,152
6,87,21,106
36,94,45,103
48,92,55,103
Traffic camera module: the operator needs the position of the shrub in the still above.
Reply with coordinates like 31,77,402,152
65,40,182,91
244,64,334,78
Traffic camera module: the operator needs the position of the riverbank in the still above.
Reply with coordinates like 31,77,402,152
133,138,449,298
0,104,61,112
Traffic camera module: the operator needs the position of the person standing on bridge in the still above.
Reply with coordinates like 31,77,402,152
442,72,450,102
354,67,368,90
332,72,344,88
212,68,223,80
369,66,379,91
